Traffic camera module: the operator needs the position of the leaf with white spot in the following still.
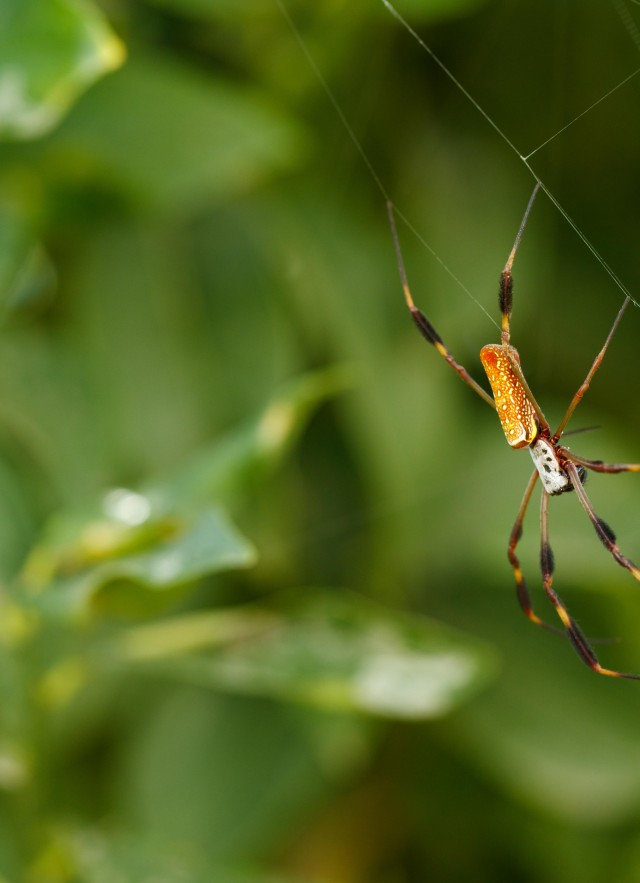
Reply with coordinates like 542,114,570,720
124,593,497,719
19,368,348,618
0,0,125,140
24,507,256,621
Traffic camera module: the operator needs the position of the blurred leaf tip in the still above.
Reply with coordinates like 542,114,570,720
0,0,126,141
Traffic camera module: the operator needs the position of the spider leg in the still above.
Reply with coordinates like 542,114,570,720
553,297,631,442
499,183,540,346
564,460,640,581
565,451,640,475
539,485,640,680
386,202,496,409
507,468,563,635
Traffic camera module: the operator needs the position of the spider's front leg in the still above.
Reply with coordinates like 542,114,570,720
566,451,640,475
386,202,496,409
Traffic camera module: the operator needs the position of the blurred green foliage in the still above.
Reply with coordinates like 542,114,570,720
1,0,640,880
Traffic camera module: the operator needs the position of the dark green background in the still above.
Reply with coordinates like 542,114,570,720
2,0,640,880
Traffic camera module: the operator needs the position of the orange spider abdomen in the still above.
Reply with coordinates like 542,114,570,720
480,344,538,449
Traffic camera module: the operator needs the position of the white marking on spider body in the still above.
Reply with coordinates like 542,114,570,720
529,438,571,495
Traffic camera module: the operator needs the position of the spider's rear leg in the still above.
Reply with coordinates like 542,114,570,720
507,469,564,636
565,460,640,581
539,487,640,680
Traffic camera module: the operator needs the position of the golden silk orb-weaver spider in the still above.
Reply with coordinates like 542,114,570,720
388,183,640,680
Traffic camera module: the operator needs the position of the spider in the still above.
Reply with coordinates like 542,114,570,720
388,182,640,680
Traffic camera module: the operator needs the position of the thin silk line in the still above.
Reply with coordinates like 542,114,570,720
275,0,500,330
380,0,640,310
278,0,640,312
522,66,640,160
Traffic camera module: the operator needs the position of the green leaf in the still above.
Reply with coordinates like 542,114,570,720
120,592,497,719
49,53,308,211
0,0,125,140
23,505,256,621
163,366,353,507
19,367,347,618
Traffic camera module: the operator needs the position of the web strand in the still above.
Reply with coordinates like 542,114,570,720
277,0,640,312
522,66,640,161
275,0,500,330
378,0,640,310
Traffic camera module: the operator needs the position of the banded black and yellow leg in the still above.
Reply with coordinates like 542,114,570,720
507,469,562,634
499,182,540,347
553,297,632,442
508,469,539,622
565,461,640,582
539,488,640,679
386,202,496,409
